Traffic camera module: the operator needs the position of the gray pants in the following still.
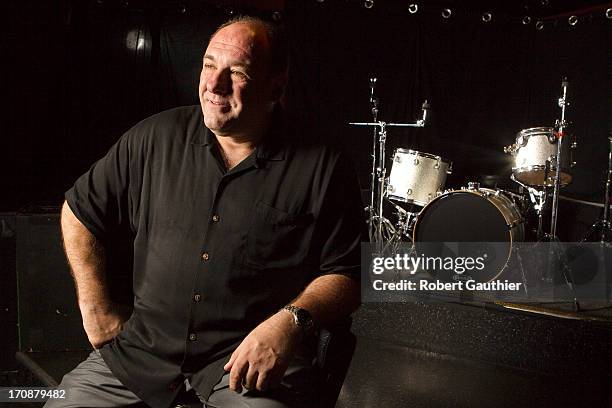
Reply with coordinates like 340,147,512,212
43,350,318,408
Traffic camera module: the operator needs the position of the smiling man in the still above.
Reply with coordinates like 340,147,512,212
46,16,364,408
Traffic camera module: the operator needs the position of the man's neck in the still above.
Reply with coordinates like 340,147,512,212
214,133,261,170
212,108,277,170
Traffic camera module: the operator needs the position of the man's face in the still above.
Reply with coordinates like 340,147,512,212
199,22,278,138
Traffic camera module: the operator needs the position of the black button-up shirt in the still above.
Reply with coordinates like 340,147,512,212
65,105,364,408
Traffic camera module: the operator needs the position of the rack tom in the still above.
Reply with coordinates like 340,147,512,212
509,127,572,187
387,149,452,207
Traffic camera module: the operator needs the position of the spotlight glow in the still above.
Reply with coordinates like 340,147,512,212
442,8,452,19
408,3,418,14
125,29,147,52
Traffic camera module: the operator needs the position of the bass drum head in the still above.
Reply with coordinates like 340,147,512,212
415,191,511,242
413,190,521,283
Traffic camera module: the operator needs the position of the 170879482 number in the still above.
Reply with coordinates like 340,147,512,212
0,387,67,402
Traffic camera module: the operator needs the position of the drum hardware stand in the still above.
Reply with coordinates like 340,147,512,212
540,78,579,310
350,77,429,248
534,187,548,240
549,77,569,239
581,134,612,243
514,246,529,296
386,199,418,242
511,174,548,239
367,77,379,236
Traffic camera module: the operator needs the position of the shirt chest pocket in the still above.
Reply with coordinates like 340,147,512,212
245,201,314,269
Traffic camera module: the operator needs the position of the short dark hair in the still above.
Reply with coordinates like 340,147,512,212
211,15,288,77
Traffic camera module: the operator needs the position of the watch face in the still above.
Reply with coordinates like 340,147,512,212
295,309,312,326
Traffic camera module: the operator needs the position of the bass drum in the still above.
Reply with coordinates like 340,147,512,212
413,188,524,283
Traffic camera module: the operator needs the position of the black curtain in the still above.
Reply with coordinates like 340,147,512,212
3,0,611,211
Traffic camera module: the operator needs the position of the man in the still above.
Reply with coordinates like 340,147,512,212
47,15,364,408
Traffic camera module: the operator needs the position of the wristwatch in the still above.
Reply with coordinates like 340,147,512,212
281,305,314,334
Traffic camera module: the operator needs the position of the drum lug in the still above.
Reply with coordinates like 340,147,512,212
394,155,401,163
413,158,420,165
467,182,480,190
407,188,412,196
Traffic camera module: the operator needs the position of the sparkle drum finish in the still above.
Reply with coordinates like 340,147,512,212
512,127,572,187
387,149,452,207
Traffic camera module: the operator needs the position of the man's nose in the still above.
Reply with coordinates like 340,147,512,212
207,69,231,95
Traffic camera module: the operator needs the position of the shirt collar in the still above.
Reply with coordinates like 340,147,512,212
192,106,287,164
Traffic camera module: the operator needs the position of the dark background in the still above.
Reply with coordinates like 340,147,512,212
3,0,611,212
1,2,612,401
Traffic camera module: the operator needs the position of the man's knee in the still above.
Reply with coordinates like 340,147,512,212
43,351,143,408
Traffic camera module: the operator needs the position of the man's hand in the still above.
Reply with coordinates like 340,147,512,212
223,311,302,393
81,303,131,349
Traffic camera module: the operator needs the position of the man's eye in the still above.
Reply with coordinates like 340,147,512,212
204,64,215,70
231,71,247,79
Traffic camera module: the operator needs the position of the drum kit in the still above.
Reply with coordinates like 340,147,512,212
352,77,612,288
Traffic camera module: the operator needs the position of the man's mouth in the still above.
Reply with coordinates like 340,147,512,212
208,99,229,107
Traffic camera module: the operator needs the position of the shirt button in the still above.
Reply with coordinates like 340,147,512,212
193,294,202,302
189,333,197,341
212,214,220,222
201,252,210,261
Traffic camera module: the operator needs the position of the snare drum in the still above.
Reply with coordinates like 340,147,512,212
387,149,452,207
413,187,524,282
510,127,572,187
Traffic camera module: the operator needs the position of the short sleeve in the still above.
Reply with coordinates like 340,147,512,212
315,152,367,280
65,132,137,242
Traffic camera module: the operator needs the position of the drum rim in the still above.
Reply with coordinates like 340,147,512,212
516,127,554,137
412,188,520,282
387,193,428,207
394,148,452,165
512,165,573,186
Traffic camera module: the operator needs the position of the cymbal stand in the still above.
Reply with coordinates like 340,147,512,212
549,77,569,238
367,78,379,234
581,134,612,243
349,79,429,249
543,77,579,309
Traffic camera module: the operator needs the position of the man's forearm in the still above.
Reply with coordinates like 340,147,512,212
62,201,129,348
61,201,111,312
290,273,361,328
